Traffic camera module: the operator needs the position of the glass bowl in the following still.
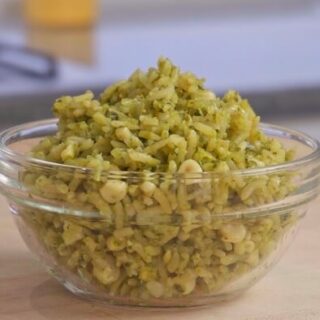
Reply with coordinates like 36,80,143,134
0,119,319,308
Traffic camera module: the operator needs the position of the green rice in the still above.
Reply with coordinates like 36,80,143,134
21,58,297,301
33,58,292,173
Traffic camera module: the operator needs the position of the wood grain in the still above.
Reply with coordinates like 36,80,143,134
0,195,320,320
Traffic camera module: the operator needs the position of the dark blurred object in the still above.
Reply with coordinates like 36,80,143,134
24,0,98,29
0,43,57,79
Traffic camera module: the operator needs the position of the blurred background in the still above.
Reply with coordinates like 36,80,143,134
0,0,319,137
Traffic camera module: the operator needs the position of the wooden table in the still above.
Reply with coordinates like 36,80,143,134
1,194,320,320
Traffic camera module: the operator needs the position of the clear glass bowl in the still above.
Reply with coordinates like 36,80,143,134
0,119,320,308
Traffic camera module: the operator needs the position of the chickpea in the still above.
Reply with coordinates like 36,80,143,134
99,180,127,203
146,281,164,298
178,159,203,185
140,181,156,197
220,223,247,243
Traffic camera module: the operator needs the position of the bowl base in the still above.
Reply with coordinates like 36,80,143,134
53,271,246,309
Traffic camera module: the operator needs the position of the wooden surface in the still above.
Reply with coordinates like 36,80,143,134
1,195,320,320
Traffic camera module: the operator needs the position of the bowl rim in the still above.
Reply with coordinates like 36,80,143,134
1,118,320,177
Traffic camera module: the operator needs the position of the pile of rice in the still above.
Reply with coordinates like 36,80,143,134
33,57,292,173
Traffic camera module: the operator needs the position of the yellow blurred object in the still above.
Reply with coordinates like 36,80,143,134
27,29,94,65
24,0,98,28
